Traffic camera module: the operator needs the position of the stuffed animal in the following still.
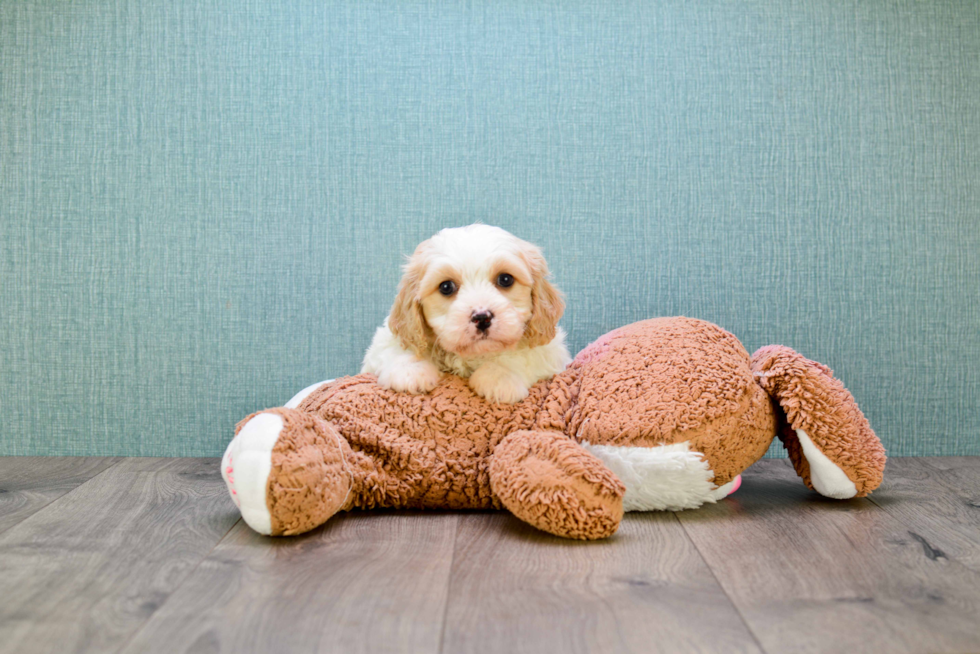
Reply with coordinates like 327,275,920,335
221,317,885,540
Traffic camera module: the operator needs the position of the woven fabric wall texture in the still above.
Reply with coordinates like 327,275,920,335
1,1,977,456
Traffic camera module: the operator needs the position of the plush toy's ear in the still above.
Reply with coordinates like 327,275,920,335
520,244,565,348
751,345,886,497
388,253,435,357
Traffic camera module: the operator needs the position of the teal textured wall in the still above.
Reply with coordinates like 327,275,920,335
1,1,978,457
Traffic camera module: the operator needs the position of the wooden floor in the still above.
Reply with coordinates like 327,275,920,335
1,458,979,653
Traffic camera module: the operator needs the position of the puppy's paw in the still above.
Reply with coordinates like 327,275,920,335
378,358,443,394
469,364,530,404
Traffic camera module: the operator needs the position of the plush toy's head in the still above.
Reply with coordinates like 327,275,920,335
560,316,884,496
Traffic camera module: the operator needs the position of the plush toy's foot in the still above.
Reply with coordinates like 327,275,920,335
711,474,741,499
580,441,727,510
222,407,354,536
222,413,279,534
751,346,886,498
489,430,625,540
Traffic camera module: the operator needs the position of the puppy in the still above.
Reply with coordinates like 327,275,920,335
361,224,571,403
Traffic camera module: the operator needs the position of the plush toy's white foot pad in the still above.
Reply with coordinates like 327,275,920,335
221,413,284,535
581,441,721,511
796,428,858,499
709,474,741,500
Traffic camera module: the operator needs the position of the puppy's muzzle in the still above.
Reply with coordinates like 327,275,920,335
471,310,494,333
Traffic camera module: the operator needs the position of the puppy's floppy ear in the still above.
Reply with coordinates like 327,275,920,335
520,244,565,347
388,253,434,357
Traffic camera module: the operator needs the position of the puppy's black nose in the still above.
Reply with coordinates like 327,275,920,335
471,310,493,333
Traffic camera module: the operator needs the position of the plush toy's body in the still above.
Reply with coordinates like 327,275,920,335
222,317,885,540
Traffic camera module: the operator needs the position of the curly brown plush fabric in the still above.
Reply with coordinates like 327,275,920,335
490,430,625,540
234,407,353,536
227,317,886,540
566,318,777,485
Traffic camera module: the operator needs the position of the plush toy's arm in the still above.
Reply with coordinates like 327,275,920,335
223,407,356,536
489,429,625,540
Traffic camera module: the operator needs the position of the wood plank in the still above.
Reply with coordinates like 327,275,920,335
678,459,980,654
918,455,980,478
0,457,119,535
866,458,980,574
0,457,239,654
918,456,980,500
120,511,459,654
441,512,762,654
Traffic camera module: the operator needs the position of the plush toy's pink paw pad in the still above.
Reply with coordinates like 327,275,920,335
223,454,240,507
727,474,742,496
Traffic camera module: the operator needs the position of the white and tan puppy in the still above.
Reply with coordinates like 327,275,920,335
361,224,571,403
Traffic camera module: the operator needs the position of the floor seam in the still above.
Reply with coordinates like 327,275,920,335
671,462,792,654
0,457,124,538
113,514,243,654
436,514,463,654
675,511,768,654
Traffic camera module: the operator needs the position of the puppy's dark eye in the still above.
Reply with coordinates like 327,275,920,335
497,273,515,288
438,280,457,296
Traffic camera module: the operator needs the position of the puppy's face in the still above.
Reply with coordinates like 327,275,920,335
389,225,564,358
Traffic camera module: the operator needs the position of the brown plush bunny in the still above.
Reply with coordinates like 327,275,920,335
221,317,885,540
